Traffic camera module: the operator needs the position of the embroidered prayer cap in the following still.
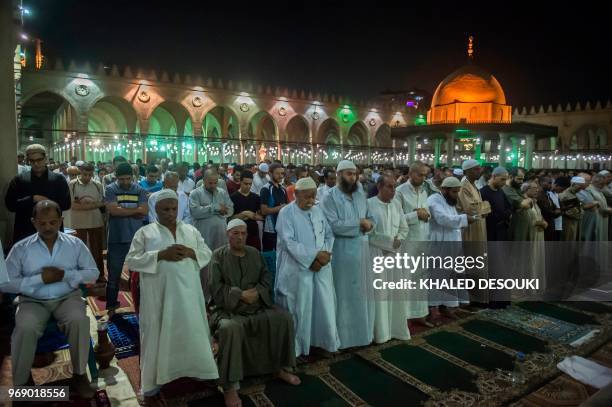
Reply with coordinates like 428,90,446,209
227,218,247,231
157,189,178,202
295,177,317,191
336,160,357,172
570,176,586,185
452,168,464,176
492,166,508,176
259,163,269,173
462,159,480,171
441,177,462,188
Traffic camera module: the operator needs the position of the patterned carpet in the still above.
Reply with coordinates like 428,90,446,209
2,296,610,406
178,301,611,407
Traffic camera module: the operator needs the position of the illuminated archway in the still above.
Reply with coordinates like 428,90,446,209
244,111,277,163
315,118,341,164
200,106,240,163
20,91,78,161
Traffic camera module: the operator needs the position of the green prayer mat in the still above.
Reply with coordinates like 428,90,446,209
188,302,611,406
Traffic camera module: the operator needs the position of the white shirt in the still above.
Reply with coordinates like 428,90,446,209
178,178,196,195
367,196,409,251
2,232,99,299
148,190,191,225
251,172,268,195
427,193,468,242
395,181,430,241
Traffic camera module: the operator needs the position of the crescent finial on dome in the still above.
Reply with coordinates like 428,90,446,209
467,35,474,60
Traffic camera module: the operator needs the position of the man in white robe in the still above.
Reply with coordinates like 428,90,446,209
321,160,375,349
394,161,432,326
126,190,218,400
148,171,191,224
427,177,475,315
276,177,340,357
367,175,411,343
190,169,234,250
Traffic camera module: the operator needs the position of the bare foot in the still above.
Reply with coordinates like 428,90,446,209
277,369,301,385
414,317,435,328
440,308,459,320
224,389,242,407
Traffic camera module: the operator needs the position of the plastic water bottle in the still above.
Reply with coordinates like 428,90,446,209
511,352,526,386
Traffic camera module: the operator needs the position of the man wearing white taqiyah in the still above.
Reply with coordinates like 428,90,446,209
321,160,375,348
126,189,218,399
251,163,270,195
427,176,474,315
275,177,340,356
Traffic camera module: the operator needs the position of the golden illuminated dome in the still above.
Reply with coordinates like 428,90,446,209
431,64,506,107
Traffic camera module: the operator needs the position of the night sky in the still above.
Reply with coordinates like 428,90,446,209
24,1,611,109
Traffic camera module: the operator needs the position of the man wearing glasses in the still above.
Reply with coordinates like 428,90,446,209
5,144,71,244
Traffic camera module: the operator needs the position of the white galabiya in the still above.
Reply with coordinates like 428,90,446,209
275,177,341,356
367,192,411,343
126,189,218,396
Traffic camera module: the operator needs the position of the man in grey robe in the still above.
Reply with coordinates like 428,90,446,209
321,160,375,348
578,173,610,241
209,219,299,407
190,169,234,250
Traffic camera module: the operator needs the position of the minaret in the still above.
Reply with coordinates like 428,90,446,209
467,35,474,62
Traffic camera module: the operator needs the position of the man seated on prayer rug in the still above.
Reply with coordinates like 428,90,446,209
209,218,300,407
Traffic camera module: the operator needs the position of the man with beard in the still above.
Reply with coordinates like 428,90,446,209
424,167,446,196
275,177,339,356
190,169,234,251
559,177,586,241
367,175,410,343
480,167,512,241
427,177,476,317
251,163,270,196
321,160,375,348
126,190,218,401
578,174,611,241
457,160,489,242
395,161,432,327
457,160,490,306
475,166,492,190
503,168,533,241
537,176,561,241
260,163,288,252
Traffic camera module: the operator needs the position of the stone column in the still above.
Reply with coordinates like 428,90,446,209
192,121,202,163
139,119,150,164
434,138,442,168
525,134,535,170
392,139,397,168
75,112,88,161
445,133,455,167
0,0,18,243
498,133,508,166
407,135,417,165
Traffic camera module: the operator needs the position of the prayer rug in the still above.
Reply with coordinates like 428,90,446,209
186,301,611,406
105,312,140,359
86,269,135,316
479,305,598,345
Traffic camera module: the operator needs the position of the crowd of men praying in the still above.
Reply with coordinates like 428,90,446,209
1,143,611,406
